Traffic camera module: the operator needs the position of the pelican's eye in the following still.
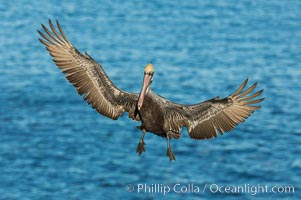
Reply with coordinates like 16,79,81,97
146,72,154,76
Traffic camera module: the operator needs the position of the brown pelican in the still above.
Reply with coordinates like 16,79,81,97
38,20,264,161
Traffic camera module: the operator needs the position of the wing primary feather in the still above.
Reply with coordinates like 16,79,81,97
48,19,66,43
243,98,265,105
38,30,56,45
240,89,264,101
38,38,52,47
247,105,261,110
41,24,64,45
231,78,248,96
56,20,71,44
237,82,258,98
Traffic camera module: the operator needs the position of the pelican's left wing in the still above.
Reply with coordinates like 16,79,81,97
186,79,264,139
38,20,139,120
164,79,264,139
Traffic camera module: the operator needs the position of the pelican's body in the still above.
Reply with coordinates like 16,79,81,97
38,20,264,161
138,90,169,135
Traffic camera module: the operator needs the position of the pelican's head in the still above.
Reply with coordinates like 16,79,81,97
137,63,155,110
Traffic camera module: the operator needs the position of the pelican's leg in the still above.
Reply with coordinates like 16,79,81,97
166,132,176,161
136,129,146,156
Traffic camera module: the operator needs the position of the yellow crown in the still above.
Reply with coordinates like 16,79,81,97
144,63,154,73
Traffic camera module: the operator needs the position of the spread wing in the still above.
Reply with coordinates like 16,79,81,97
38,20,139,120
164,79,264,139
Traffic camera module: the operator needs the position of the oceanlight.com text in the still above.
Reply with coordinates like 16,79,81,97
125,183,295,196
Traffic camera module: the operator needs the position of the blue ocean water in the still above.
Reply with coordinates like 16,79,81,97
1,0,300,199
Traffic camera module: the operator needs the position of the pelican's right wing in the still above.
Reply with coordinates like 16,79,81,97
38,20,139,120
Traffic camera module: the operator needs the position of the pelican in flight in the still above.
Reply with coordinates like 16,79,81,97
38,20,264,161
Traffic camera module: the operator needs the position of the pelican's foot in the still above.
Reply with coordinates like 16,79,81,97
137,129,146,156
167,147,176,161
136,140,146,156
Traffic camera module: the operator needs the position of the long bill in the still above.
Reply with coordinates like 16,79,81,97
137,73,153,110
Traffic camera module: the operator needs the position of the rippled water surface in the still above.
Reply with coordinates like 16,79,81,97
1,0,301,199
